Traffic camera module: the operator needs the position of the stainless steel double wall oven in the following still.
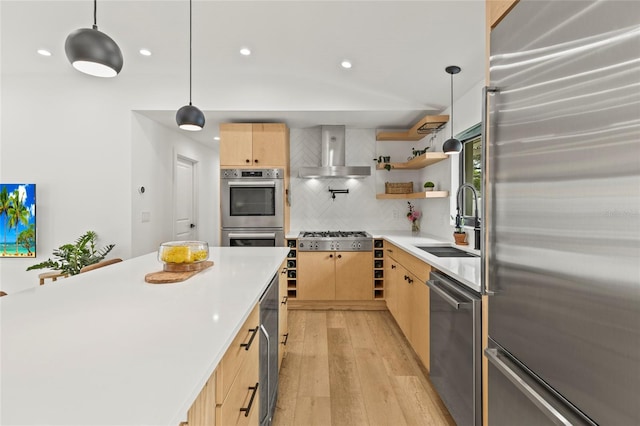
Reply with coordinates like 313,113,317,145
221,168,284,247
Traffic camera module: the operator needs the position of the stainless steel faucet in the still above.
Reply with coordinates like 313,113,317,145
455,183,481,250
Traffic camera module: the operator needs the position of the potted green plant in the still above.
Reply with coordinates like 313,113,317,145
27,230,115,276
452,215,468,245
423,181,435,191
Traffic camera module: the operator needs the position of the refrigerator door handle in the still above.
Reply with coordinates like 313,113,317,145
485,348,574,426
481,85,498,297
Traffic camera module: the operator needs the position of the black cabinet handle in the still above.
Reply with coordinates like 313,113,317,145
408,277,414,284
240,327,259,351
281,268,287,275
240,382,259,417
254,159,259,163
391,264,396,269
404,275,409,281
329,254,334,258
281,296,288,305
281,333,289,345
337,254,342,259
245,159,250,163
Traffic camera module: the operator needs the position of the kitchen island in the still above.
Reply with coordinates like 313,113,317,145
0,247,289,425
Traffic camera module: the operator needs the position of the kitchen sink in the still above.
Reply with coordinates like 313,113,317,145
416,246,479,258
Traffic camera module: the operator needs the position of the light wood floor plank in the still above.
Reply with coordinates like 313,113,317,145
293,396,332,426
298,311,330,398
327,328,369,426
273,310,453,426
344,310,376,349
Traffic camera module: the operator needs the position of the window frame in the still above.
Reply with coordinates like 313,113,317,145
457,123,482,228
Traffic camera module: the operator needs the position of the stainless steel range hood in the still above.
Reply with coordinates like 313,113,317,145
298,125,371,178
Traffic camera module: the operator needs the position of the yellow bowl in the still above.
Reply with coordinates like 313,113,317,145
158,241,209,264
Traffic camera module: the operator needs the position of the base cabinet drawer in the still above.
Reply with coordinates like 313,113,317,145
217,339,260,426
216,305,260,404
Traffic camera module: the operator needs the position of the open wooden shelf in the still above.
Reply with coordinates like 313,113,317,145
376,115,449,141
376,152,447,170
376,191,449,200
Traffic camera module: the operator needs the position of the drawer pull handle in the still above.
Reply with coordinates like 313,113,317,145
281,296,288,305
281,268,287,275
391,264,396,269
240,327,259,351
240,382,259,417
281,333,289,346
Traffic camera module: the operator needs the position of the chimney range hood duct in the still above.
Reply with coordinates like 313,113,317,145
298,125,371,178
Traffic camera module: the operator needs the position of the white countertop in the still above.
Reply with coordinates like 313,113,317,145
0,247,289,426
370,230,482,293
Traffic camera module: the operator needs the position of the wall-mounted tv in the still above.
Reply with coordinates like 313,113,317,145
0,184,36,258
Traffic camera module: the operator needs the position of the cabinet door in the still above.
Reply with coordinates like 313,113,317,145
220,123,253,166
252,123,288,167
487,0,518,29
385,258,399,319
186,370,216,426
410,269,430,371
278,261,288,369
396,264,413,340
297,252,335,300
335,251,373,300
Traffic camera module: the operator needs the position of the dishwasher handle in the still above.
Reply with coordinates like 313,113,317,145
426,279,469,310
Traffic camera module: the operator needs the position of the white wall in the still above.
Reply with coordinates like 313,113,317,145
289,79,485,239
0,71,217,294
131,113,218,257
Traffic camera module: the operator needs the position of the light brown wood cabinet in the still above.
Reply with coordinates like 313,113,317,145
219,123,289,168
297,251,373,301
384,241,431,371
184,304,260,426
487,0,519,29
278,260,289,369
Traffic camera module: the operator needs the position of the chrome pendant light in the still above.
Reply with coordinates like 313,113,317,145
176,0,205,131
65,0,123,78
443,65,462,155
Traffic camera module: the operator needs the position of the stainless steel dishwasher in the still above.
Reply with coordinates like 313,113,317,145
427,270,482,426
259,273,279,426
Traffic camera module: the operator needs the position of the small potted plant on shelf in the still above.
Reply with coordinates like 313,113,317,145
423,181,435,191
452,215,468,245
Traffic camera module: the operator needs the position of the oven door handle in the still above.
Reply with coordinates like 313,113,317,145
228,232,276,239
426,279,471,310
228,181,276,187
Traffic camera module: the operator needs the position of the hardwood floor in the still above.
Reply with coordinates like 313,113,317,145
273,310,455,426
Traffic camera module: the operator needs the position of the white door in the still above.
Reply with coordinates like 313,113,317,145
174,156,197,241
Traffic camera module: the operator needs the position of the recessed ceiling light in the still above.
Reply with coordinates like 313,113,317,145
213,136,220,141
240,48,251,56
139,49,152,56
341,60,352,69
37,49,52,57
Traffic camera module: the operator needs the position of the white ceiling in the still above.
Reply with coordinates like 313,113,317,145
1,0,486,146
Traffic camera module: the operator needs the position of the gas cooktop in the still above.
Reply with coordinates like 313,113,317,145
300,231,370,238
298,231,373,251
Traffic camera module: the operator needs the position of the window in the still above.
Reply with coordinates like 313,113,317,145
458,124,482,227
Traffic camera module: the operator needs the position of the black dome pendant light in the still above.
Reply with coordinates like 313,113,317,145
65,0,123,78
176,0,205,131
442,65,462,155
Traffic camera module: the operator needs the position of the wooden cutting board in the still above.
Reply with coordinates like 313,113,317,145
145,261,214,284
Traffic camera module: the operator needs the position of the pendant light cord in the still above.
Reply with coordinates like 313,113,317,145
189,0,193,106
450,72,454,138
92,0,98,29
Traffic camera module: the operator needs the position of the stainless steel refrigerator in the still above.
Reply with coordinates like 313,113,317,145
485,1,640,425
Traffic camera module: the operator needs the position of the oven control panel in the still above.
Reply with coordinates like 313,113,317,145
221,168,283,179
